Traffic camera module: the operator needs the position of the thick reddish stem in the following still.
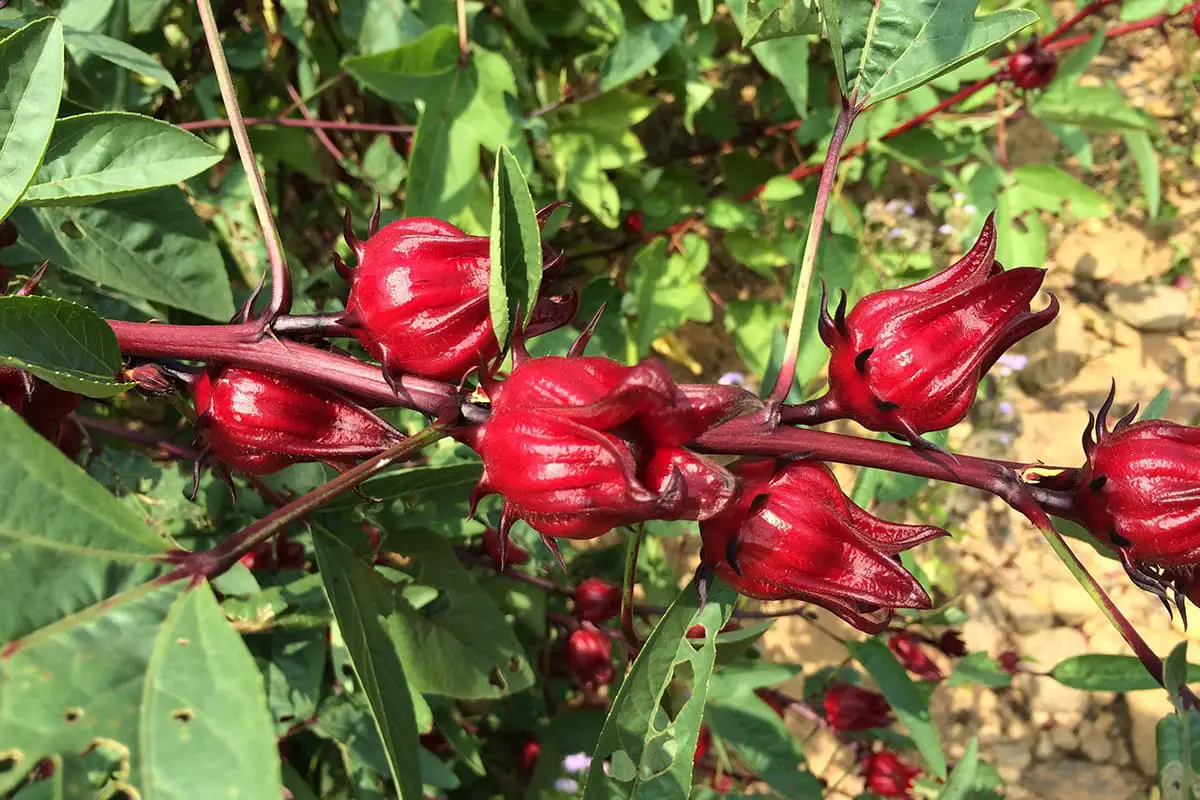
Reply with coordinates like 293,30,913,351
1042,0,1120,44
1046,0,1200,51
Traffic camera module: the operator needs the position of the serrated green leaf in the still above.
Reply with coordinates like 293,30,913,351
0,295,130,397
729,0,821,46
313,530,424,800
831,0,1036,109
1010,164,1109,217
847,637,946,779
62,27,179,93
1032,85,1157,132
21,113,221,205
937,737,979,800
946,652,1013,689
597,16,685,92
341,25,459,103
583,578,736,799
0,18,64,220
324,462,483,511
706,696,822,797
626,235,713,357
1167,642,1190,704
1124,129,1160,219
489,145,543,350
1050,654,1200,692
9,188,235,321
1157,709,1200,800
248,628,327,736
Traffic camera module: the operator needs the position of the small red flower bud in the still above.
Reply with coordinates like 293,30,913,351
623,210,645,235
277,537,306,569
191,366,405,476
566,623,614,689
862,749,920,799
240,541,276,571
0,367,81,442
888,632,944,681
699,458,941,632
754,688,788,719
519,738,541,776
823,683,894,731
0,219,17,250
1007,37,1058,90
935,630,968,658
340,208,577,383
694,725,712,763
997,650,1021,675
709,773,735,793
468,354,758,547
573,578,622,623
812,214,1057,442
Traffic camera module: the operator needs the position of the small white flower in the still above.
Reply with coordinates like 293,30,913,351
555,778,580,793
994,354,1028,374
952,192,965,202
718,371,746,387
938,223,954,235
884,199,902,213
903,204,915,216
562,753,592,774
964,204,977,215
888,227,903,238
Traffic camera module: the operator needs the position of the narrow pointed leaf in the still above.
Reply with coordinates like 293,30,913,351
489,145,543,350
0,17,64,220
597,16,686,92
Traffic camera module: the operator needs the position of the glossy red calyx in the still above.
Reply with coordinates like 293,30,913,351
862,749,920,799
698,457,942,632
888,632,944,681
814,213,1057,444
339,206,577,383
823,683,894,732
191,365,405,477
467,348,760,555
1075,389,1200,616
565,623,614,689
572,577,622,623
1007,37,1059,90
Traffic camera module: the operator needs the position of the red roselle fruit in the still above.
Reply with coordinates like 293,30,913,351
694,726,712,763
862,749,920,799
465,333,760,561
572,578,622,623
1074,390,1200,614
191,366,405,479
623,210,645,235
519,738,540,776
565,623,614,690
1007,37,1059,90
888,632,944,681
337,205,577,383
698,458,942,632
805,213,1057,446
823,683,894,732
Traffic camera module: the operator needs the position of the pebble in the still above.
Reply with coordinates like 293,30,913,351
1105,283,1191,333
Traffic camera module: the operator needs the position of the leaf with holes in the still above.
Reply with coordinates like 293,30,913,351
0,408,279,797
0,295,131,397
489,145,543,350
0,17,64,220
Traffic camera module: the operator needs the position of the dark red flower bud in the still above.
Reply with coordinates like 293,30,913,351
823,683,894,731
277,537,306,569
935,630,967,658
888,632,944,681
124,362,191,396
754,688,788,719
694,726,712,764
240,541,276,571
339,207,577,383
997,650,1021,675
710,773,735,793
519,738,541,776
566,623,614,689
1007,37,1058,90
623,210,645,235
811,214,1056,443
0,219,17,250
573,578,622,623
699,458,941,632
862,749,920,799
468,353,758,549
482,525,528,568
420,730,450,756
192,366,405,476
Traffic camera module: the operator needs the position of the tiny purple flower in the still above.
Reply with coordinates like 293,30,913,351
555,778,580,793
998,401,1014,416
885,199,902,213
997,433,1013,446
903,204,915,216
993,353,1029,376
562,752,592,774
888,227,903,238
718,371,746,387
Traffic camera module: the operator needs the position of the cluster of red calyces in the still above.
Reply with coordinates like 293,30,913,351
1006,36,1059,90
807,214,1058,446
1073,387,1200,620
823,683,893,731
698,458,944,631
862,749,921,798
336,203,576,384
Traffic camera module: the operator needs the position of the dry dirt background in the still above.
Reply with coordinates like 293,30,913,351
727,9,1200,799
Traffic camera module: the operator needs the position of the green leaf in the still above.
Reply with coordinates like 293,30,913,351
847,637,946,778
1167,642,1191,704
9,188,235,321
626,235,713,357
1050,654,1200,692
0,408,280,798
1010,164,1109,218
62,27,179,94
937,737,979,800
1054,29,1106,86
341,25,459,103
597,16,685,92
583,578,736,798
313,529,424,800
706,696,822,797
1032,85,1157,132
489,145,543,350
248,628,327,736
0,18,64,220
945,652,1013,690
0,295,130,397
324,463,483,511
21,113,221,206
1141,387,1171,421
752,36,809,116
1157,709,1200,800
728,0,821,46
1124,129,1161,219
830,0,1036,109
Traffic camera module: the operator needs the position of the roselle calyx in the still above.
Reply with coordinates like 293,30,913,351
806,213,1057,445
698,458,942,632
1006,37,1058,90
823,683,894,732
565,623,614,689
465,332,760,560
862,749,920,799
572,578,622,623
1075,389,1200,616
191,365,405,480
338,205,577,384
888,632,944,681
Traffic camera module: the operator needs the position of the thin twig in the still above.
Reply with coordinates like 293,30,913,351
179,117,415,134
286,83,346,163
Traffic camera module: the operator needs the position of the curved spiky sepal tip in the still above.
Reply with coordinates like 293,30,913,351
368,196,382,238
568,305,607,358
342,205,363,261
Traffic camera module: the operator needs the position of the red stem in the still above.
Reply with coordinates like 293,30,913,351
1042,0,1120,45
1045,0,1200,51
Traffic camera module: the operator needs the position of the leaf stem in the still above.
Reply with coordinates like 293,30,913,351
163,427,445,579
456,0,470,65
620,525,646,653
195,0,292,320
178,117,415,134
766,100,857,406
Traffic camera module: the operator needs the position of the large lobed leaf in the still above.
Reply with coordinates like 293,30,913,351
0,17,64,220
